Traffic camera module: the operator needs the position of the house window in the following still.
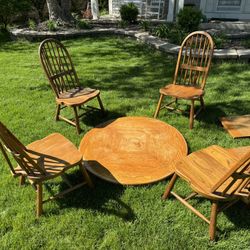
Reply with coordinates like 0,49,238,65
217,0,242,11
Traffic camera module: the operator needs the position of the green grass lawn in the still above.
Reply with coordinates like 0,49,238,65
0,34,249,249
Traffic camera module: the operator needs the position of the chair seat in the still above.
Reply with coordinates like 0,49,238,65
175,145,249,200
160,84,204,100
56,87,100,106
14,133,82,182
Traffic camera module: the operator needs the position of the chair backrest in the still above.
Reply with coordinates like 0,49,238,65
210,150,250,198
173,31,214,89
0,121,46,177
39,38,80,98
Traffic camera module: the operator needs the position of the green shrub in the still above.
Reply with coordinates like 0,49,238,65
118,20,129,29
28,19,36,30
153,24,169,38
0,0,31,29
139,20,150,32
76,19,91,29
177,6,204,32
47,20,57,31
212,32,227,48
167,25,187,45
0,27,11,42
119,3,139,24
241,38,250,48
153,23,187,44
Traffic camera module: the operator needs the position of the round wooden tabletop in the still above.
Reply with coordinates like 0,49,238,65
79,117,188,185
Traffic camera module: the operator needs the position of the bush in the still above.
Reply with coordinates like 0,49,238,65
153,24,169,38
118,20,129,29
0,0,31,29
153,23,187,45
76,20,91,30
139,20,150,32
177,6,204,32
28,19,36,30
47,20,57,31
212,32,227,48
119,3,139,24
241,38,250,49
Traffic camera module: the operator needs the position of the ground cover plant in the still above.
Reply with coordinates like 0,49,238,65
0,34,249,249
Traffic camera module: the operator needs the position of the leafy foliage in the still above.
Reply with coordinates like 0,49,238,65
76,19,91,30
0,0,31,28
28,19,37,30
139,20,150,32
241,38,250,48
177,6,204,32
118,20,129,28
153,23,187,45
153,24,169,38
119,3,139,24
47,20,57,31
212,32,227,48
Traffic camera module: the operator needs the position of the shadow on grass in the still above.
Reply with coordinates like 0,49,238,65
79,109,126,128
223,201,250,231
165,192,250,239
47,172,136,222
196,100,250,126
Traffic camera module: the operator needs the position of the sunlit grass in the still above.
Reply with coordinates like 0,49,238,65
0,34,249,249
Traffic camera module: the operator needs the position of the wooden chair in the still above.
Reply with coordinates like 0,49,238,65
0,121,93,217
162,145,250,240
154,31,214,129
39,38,105,134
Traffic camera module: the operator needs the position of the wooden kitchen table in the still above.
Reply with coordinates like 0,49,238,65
79,117,188,185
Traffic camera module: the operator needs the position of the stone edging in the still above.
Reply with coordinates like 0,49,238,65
11,28,250,60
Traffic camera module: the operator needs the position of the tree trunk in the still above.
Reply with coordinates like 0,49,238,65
91,0,99,20
46,0,74,24
61,0,73,21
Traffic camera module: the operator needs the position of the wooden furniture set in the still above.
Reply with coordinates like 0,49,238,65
0,32,249,241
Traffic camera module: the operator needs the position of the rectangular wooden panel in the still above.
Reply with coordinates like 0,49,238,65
220,115,250,138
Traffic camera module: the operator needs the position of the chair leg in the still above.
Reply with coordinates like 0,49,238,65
200,96,205,110
55,104,61,121
189,100,195,129
36,183,43,217
162,173,178,200
79,163,94,188
154,94,164,119
175,98,178,105
209,201,218,241
97,95,105,114
19,175,25,186
73,106,81,134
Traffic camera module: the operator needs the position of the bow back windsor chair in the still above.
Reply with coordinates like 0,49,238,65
154,31,214,129
39,38,105,134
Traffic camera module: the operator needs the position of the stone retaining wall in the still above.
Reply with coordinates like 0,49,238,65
11,28,250,60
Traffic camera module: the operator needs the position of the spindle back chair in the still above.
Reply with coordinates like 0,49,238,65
39,38,104,134
154,31,214,129
0,121,93,217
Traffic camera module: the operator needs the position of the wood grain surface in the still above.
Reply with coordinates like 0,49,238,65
79,117,188,185
221,115,250,138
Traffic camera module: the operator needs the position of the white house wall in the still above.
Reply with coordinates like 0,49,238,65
200,0,250,20
109,0,170,17
109,0,250,20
